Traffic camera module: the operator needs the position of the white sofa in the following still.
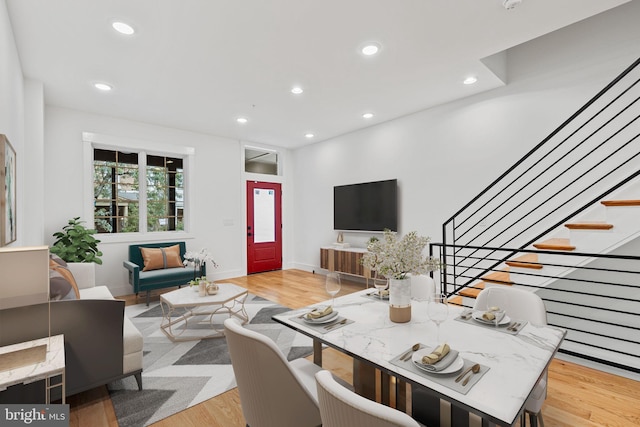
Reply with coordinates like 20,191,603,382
0,263,144,402
69,263,144,388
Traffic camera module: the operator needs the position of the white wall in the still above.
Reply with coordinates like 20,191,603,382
291,1,640,273
0,0,45,248
43,107,256,296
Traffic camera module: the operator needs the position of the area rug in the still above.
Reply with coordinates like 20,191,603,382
107,294,313,427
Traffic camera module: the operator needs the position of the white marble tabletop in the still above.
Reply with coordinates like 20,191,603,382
160,283,247,307
273,289,566,426
0,334,65,390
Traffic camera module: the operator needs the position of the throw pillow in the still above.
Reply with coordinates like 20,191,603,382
50,253,68,267
49,268,75,300
49,259,80,300
140,244,184,271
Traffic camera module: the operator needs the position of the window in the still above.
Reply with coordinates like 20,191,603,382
85,132,193,236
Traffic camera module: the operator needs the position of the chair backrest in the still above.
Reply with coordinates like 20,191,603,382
474,286,547,325
315,370,421,427
127,242,186,268
223,318,321,427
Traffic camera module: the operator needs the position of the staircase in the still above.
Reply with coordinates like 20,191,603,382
436,57,640,375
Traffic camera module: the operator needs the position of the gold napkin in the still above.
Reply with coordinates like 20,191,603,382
307,306,333,319
482,310,505,322
421,343,450,365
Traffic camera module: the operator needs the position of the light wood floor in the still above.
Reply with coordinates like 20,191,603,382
66,269,640,427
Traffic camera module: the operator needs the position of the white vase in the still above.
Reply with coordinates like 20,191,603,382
410,274,435,302
389,278,412,323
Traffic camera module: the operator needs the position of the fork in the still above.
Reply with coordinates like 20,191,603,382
324,319,347,330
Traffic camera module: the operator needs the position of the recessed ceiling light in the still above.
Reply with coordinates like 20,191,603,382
463,76,478,85
236,117,248,124
111,21,135,35
362,112,374,119
291,86,304,95
361,43,381,56
94,82,112,91
305,133,315,139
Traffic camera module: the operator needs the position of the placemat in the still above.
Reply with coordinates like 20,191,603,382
390,344,489,395
455,310,527,335
361,291,389,302
290,315,354,333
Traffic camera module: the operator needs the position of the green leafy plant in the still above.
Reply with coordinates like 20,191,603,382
50,217,103,264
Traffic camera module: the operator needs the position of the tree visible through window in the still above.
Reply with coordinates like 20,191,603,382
93,149,184,233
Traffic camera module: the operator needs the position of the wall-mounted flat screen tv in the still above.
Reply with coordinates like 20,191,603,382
334,179,398,232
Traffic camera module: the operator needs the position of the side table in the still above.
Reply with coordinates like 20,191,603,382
0,334,66,404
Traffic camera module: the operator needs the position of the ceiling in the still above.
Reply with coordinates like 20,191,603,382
6,0,630,149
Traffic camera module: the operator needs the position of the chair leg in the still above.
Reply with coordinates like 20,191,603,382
146,291,150,306
526,410,544,427
134,372,143,391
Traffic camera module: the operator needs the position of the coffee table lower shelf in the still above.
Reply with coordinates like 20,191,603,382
159,284,249,342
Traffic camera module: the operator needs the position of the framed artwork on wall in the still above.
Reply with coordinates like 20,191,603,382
0,134,17,246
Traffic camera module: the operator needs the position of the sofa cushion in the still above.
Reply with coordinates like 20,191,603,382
49,259,80,299
140,244,184,272
79,285,114,300
138,266,194,285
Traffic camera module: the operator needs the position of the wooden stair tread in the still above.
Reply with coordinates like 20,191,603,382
601,199,640,207
448,296,463,306
533,238,576,251
459,286,483,298
480,270,512,285
506,254,542,269
564,222,614,230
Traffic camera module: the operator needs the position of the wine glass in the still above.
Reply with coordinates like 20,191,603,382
372,274,388,300
485,287,507,328
326,272,341,307
427,293,449,343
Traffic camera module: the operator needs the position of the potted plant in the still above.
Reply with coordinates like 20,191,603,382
50,217,103,264
362,229,441,322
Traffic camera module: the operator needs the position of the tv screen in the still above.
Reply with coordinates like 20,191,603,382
334,179,398,232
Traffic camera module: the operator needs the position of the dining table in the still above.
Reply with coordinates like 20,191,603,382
273,288,566,427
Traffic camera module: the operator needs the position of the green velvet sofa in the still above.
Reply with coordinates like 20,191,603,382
123,242,205,305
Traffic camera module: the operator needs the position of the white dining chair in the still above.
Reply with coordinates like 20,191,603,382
474,286,548,427
315,370,423,427
223,317,322,427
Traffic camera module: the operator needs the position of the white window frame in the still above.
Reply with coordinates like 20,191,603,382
83,132,195,243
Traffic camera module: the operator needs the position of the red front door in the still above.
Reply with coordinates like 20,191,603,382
246,181,282,274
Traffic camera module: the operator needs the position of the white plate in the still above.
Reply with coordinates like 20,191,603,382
367,291,389,300
411,348,464,374
303,310,339,324
472,311,511,326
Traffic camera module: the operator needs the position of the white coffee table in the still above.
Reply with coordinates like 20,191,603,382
159,283,249,342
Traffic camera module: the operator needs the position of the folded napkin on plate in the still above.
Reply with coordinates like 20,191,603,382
306,305,333,319
418,343,459,372
481,310,505,322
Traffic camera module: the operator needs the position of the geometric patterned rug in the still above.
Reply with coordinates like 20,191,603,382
107,294,313,427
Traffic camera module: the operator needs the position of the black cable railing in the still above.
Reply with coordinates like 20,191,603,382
431,243,640,373
438,57,640,373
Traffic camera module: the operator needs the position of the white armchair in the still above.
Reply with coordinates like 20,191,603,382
224,317,323,427
475,286,548,427
315,370,422,427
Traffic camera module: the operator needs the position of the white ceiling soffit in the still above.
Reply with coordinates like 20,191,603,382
6,0,631,149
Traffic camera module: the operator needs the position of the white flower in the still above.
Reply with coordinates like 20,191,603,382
183,248,218,269
361,230,441,280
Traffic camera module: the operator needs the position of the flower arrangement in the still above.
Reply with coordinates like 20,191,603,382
361,229,441,280
183,248,218,282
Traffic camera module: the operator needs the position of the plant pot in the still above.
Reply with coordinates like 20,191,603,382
389,278,412,323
